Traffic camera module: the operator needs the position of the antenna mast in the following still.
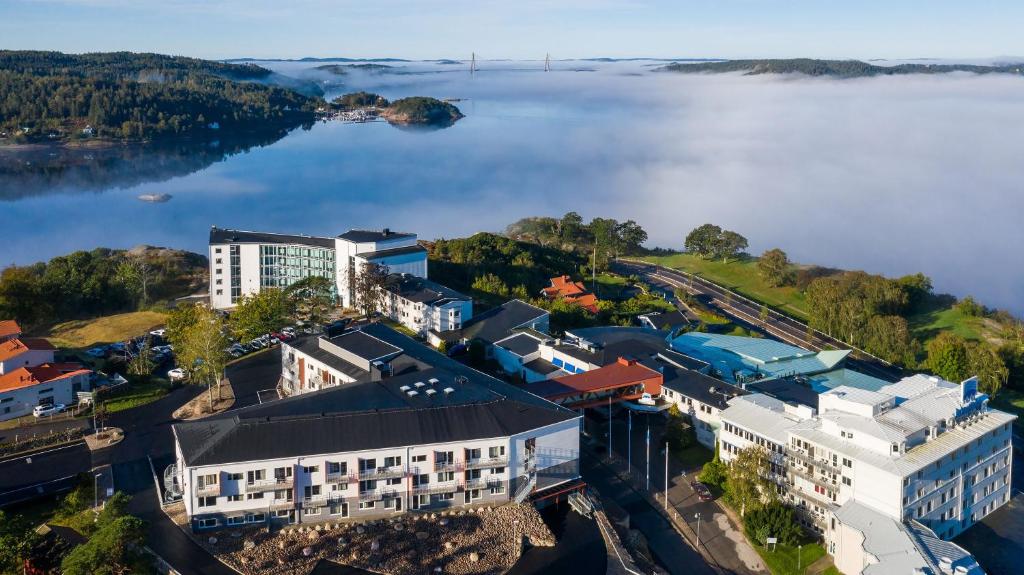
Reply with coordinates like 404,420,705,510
470,52,476,76
545,53,550,72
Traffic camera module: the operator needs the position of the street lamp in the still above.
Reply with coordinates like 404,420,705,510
694,512,702,549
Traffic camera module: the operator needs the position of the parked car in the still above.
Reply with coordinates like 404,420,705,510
33,403,67,418
690,480,713,502
167,368,187,382
150,328,167,338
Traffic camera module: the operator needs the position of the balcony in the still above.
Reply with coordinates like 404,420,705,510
196,483,221,497
271,498,295,511
412,482,462,496
465,457,508,470
359,466,405,480
464,477,488,490
326,471,356,484
358,488,397,502
786,448,842,475
788,463,838,491
245,477,294,493
302,496,333,509
434,460,462,473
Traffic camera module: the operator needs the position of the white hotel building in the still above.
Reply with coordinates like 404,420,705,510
208,227,427,310
170,325,581,531
718,374,1012,574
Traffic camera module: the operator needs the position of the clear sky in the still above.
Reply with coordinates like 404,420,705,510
1,0,1022,61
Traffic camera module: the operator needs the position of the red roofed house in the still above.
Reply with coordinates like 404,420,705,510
531,357,662,409
540,275,600,313
0,319,91,421
0,319,22,343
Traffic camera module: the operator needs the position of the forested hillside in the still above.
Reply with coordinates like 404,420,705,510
0,51,321,143
659,58,1024,77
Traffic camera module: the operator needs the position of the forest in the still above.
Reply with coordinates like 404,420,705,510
0,51,320,143
659,58,1024,78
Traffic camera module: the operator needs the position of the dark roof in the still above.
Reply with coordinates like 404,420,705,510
457,300,549,345
641,310,691,330
495,333,543,357
174,367,575,467
360,244,428,260
524,358,563,375
658,349,711,371
747,378,820,409
643,356,745,410
326,330,403,362
209,227,335,248
382,273,469,305
338,229,415,243
285,335,368,380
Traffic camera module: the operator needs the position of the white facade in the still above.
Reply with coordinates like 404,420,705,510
717,374,1014,571
336,232,427,309
381,278,472,337
0,369,91,420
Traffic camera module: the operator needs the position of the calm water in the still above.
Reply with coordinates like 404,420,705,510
1,60,1022,314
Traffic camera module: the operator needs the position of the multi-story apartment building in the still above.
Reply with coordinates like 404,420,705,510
381,273,472,338
718,374,1012,574
170,325,581,531
208,227,426,310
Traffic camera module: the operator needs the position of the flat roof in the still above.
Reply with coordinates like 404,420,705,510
209,226,336,248
495,333,544,357
382,273,469,305
338,229,415,243
326,330,403,362
359,244,428,260
457,299,549,345
645,356,746,410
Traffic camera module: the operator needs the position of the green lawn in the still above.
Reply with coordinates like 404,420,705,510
671,443,714,472
100,378,171,413
639,253,811,319
754,541,827,575
594,272,629,299
907,305,986,343
991,388,1024,420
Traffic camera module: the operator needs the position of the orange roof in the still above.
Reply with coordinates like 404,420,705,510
0,320,21,339
542,276,595,310
0,337,56,362
566,293,600,313
0,362,89,393
532,358,662,399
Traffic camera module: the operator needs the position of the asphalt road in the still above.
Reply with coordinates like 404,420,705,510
616,260,903,383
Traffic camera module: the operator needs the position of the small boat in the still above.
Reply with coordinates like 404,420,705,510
137,193,172,203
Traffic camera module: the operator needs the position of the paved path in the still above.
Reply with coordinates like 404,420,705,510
616,260,902,383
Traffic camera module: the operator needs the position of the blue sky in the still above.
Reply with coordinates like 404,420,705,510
1,0,1022,61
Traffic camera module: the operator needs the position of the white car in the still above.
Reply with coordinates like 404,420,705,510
150,329,167,338
33,403,66,418
167,368,187,382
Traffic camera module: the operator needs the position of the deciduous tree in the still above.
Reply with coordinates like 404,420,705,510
757,248,792,287
230,289,290,341
725,446,777,517
926,332,971,383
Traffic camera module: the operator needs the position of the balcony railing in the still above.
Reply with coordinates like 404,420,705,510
788,463,838,491
412,482,462,496
465,457,508,470
326,472,357,484
434,460,462,472
196,484,221,497
302,496,333,508
270,498,295,511
246,477,294,493
358,488,397,502
786,448,842,475
464,477,489,490
359,466,405,480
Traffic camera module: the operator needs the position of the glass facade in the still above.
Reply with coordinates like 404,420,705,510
229,244,241,303
259,244,336,293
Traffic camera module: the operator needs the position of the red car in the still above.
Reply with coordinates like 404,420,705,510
690,480,713,502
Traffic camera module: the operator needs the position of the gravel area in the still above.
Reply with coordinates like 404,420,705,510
177,503,555,575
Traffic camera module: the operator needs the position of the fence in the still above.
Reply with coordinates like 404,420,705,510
0,426,86,458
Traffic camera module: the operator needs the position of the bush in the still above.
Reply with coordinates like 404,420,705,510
663,405,695,452
743,502,802,546
698,446,728,491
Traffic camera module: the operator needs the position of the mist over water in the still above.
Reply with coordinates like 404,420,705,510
1,60,1022,314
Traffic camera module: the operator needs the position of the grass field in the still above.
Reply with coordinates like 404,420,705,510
45,310,168,349
594,272,628,299
991,388,1024,420
101,378,171,413
754,540,827,575
640,253,811,319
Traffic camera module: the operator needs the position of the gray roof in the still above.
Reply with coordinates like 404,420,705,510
457,300,549,345
325,330,403,362
338,229,415,243
495,333,544,357
641,310,691,330
382,273,469,305
359,244,427,261
286,335,369,380
747,377,820,409
209,226,336,248
645,356,746,410
553,328,668,367
175,345,579,467
658,349,711,371
524,358,564,375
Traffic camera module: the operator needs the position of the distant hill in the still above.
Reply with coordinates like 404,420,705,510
0,51,323,144
657,58,1024,78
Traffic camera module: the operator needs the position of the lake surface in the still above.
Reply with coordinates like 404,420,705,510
1,60,1022,314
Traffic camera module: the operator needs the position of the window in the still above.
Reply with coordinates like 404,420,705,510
468,489,482,501
216,289,223,296
842,476,851,486
330,501,348,516
384,498,398,509
412,454,427,463
437,471,454,483
489,446,506,458
327,462,345,475
306,507,321,516
248,513,266,523
227,516,245,526
227,473,243,481
274,489,292,501
489,483,506,495
359,480,378,492
436,492,454,501
842,458,852,468
247,469,266,484
274,467,292,480
359,501,376,510
386,477,402,486
491,467,505,475
198,496,217,507
227,494,243,502
198,518,218,528
304,485,322,499
246,492,264,500
303,465,319,474
361,458,377,471
383,456,402,468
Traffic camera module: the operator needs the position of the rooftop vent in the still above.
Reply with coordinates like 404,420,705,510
406,390,419,397
414,382,426,388
426,389,437,396
399,385,411,392
443,387,455,394
428,378,440,385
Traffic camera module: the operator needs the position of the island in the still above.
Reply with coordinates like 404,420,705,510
327,93,463,126
0,50,322,146
657,58,1024,78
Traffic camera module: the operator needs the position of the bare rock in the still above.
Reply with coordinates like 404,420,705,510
416,531,429,540
370,539,380,552
439,518,449,526
277,540,287,550
307,530,320,541
243,540,255,550
470,552,480,562
394,523,405,531
302,546,313,557
356,525,365,534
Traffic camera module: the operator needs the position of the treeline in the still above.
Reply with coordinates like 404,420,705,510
658,58,1024,78
0,50,319,142
505,212,649,267
428,231,672,332
682,223,1020,396
0,247,207,328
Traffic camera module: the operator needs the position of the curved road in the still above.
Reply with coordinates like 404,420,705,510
616,260,903,383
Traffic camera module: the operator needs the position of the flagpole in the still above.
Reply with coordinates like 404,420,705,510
627,409,632,471
645,421,650,490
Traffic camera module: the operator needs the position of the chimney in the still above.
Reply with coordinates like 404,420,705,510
382,228,391,236
617,357,637,367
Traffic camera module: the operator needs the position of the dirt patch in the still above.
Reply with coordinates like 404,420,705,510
84,426,124,451
173,380,235,420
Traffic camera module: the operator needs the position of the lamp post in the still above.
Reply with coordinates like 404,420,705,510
627,409,632,471
694,512,702,549
645,421,650,490
608,395,612,458
93,472,103,521
664,441,669,511
798,545,802,570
